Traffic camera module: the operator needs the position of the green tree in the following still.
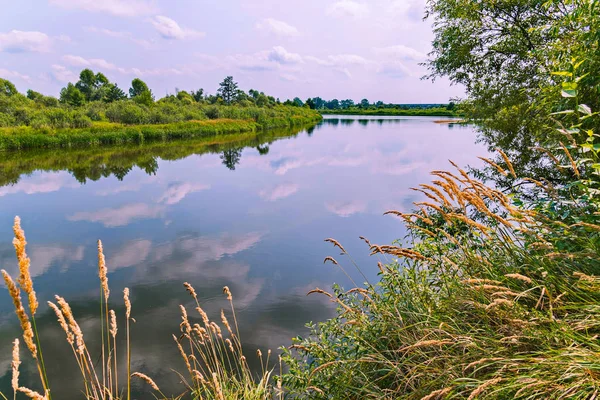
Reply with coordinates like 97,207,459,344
293,97,304,107
217,76,239,105
305,98,316,109
26,89,43,101
129,78,153,99
0,78,18,97
360,99,370,108
59,83,86,107
133,90,154,106
191,88,204,102
106,84,127,102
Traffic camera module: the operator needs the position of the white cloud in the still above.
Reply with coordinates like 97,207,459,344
0,172,77,196
150,16,205,40
378,61,413,78
108,239,152,270
268,46,303,64
374,45,427,61
62,55,184,77
158,182,210,205
0,69,30,82
63,54,118,70
326,1,369,18
307,54,372,67
0,243,84,279
84,26,153,48
49,0,158,17
326,201,367,217
256,18,300,37
68,203,164,227
259,183,299,201
0,30,52,53
51,65,77,82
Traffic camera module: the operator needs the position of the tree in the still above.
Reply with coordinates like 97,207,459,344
256,94,269,107
217,76,239,105
340,99,354,109
129,78,152,99
305,98,316,109
325,99,340,109
106,84,127,102
191,88,204,102
220,148,242,170
26,89,43,101
293,97,304,107
133,90,154,106
60,83,85,107
0,78,18,97
360,99,370,109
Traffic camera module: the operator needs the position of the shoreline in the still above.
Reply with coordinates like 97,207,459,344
0,115,322,151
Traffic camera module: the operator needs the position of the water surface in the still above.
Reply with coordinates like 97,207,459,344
0,116,485,397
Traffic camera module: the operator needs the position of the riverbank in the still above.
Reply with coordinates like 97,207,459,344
319,108,457,117
0,113,322,151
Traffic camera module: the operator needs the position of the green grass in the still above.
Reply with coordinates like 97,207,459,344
0,112,321,151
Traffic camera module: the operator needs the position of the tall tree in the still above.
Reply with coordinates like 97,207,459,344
217,76,239,105
360,99,370,109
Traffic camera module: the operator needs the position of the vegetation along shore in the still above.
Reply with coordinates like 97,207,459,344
0,74,321,150
1,0,600,399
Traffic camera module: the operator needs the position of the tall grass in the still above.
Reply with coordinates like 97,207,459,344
1,218,276,400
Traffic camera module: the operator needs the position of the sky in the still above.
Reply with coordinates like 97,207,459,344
0,0,463,103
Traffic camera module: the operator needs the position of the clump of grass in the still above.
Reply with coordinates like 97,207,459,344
1,217,275,400
282,131,600,399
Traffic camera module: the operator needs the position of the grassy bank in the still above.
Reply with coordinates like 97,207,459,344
0,112,321,151
0,124,312,186
319,107,458,117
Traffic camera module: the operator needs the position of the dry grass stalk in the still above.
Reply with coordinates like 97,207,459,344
421,387,452,400
17,387,46,400
401,339,453,351
47,301,73,344
2,270,37,358
479,156,508,176
323,256,339,265
324,238,346,253
560,142,580,177
12,217,38,317
504,273,532,284
495,148,516,178
131,372,160,391
467,377,502,400
109,310,117,338
183,282,197,299
12,338,20,394
97,240,109,301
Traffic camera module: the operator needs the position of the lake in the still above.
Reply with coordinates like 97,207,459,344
0,116,486,397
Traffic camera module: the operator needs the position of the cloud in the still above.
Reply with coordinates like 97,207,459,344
377,61,412,78
374,45,427,61
84,26,153,48
259,183,300,201
0,172,77,196
267,46,303,64
0,30,52,53
326,201,367,217
49,0,158,17
326,1,369,18
63,54,118,70
51,64,77,82
0,69,30,82
62,55,184,77
108,239,152,270
0,243,84,279
150,16,205,40
68,203,164,227
255,18,300,37
158,182,210,205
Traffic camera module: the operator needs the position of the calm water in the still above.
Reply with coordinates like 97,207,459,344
0,116,486,397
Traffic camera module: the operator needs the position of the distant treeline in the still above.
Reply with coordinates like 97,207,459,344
319,107,457,117
286,96,457,114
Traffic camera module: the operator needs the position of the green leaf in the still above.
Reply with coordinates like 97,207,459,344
561,89,578,98
577,104,592,115
551,71,573,77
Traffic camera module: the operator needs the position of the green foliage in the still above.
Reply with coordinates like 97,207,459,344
217,76,239,105
0,78,18,97
60,83,86,107
320,107,458,117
